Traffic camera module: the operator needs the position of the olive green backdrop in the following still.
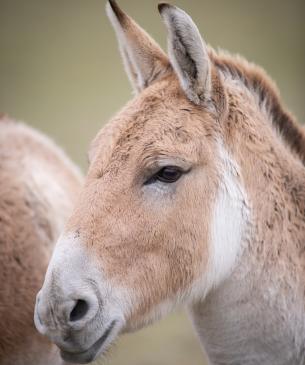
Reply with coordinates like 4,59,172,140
1,1,304,364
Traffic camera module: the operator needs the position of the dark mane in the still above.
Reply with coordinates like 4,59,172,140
210,50,305,164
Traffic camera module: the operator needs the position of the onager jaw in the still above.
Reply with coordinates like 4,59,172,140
59,320,122,364
34,237,126,364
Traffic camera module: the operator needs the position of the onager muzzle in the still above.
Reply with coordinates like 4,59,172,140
34,236,125,363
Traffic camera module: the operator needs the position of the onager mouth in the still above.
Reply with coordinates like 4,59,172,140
60,320,118,364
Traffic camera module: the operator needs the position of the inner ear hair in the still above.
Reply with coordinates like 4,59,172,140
158,4,212,104
107,0,170,93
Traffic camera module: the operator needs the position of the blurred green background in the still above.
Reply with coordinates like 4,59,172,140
0,1,304,364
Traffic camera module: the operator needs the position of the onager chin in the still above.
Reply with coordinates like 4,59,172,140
0,116,83,365
35,2,305,365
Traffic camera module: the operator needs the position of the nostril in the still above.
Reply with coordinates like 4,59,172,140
69,299,89,322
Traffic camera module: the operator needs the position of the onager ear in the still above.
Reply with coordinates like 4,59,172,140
158,3,212,105
106,0,171,93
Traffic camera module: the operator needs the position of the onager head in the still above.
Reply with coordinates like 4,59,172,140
35,2,250,363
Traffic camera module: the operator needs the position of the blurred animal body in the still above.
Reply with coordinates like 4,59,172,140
0,116,82,365
35,2,305,365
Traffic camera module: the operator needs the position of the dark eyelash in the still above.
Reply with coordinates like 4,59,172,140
144,166,185,185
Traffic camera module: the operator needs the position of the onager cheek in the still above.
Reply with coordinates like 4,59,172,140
107,223,209,329
121,246,207,330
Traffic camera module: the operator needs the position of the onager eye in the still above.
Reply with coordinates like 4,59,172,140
145,166,184,185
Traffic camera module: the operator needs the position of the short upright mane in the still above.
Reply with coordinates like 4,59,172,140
211,50,305,164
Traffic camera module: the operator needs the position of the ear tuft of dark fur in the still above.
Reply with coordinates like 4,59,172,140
158,3,171,14
107,0,126,23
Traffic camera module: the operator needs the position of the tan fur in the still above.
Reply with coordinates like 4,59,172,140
210,50,305,163
193,52,305,364
0,116,82,365
36,3,305,364
67,52,305,323
67,75,219,321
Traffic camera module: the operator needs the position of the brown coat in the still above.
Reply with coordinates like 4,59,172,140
0,116,82,365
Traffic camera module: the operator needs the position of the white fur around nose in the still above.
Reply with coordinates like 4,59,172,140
39,233,129,325
36,233,129,358
35,235,102,336
43,235,95,299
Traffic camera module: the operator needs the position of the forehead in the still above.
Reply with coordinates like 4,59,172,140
89,77,214,171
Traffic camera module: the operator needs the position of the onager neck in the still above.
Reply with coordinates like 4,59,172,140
190,77,305,365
